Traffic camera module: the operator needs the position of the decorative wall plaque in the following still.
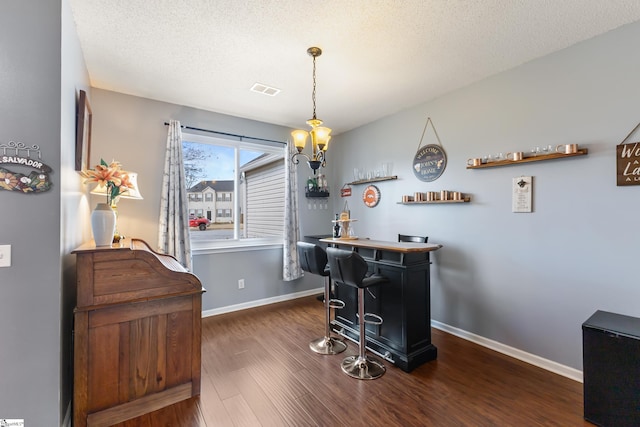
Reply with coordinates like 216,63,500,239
413,144,447,182
617,143,640,185
0,141,52,193
362,185,381,207
512,176,532,213
617,121,640,186
412,117,447,182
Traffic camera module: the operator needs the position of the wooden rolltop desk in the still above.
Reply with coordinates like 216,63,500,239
72,238,205,427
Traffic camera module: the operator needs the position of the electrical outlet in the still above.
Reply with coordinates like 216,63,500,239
238,279,245,289
0,245,11,267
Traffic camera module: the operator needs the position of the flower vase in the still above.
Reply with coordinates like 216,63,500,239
91,203,116,246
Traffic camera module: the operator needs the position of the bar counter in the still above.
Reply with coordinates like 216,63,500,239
320,238,442,372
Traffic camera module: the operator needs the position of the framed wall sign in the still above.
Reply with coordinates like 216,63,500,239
512,176,532,213
75,89,92,171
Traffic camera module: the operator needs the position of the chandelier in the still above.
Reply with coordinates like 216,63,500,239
291,47,332,174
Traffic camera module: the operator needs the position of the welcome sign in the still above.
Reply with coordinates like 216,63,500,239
617,142,640,186
412,144,447,182
412,117,447,182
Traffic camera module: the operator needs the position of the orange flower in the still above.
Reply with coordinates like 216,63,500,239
81,159,136,205
117,172,134,195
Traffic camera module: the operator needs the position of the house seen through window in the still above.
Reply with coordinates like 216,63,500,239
183,132,286,248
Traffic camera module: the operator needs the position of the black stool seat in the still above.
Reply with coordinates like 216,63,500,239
327,247,388,380
297,242,346,355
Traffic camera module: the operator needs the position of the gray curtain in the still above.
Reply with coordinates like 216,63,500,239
157,120,192,270
283,140,302,281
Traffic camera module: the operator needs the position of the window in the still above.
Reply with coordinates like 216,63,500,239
183,131,285,250
216,192,232,201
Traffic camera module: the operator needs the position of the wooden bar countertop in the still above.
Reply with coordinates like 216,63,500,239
319,238,442,253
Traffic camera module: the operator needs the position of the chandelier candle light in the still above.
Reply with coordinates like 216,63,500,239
291,46,332,174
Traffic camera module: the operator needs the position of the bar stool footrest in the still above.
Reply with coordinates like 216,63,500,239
328,298,345,310
356,312,383,326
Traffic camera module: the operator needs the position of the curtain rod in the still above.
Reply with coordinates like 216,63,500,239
164,122,286,145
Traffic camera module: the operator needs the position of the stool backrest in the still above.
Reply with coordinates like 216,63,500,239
326,247,369,288
297,241,329,276
398,234,428,243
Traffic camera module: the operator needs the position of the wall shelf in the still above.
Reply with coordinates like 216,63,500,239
305,190,330,198
347,175,398,185
398,197,471,205
466,149,588,169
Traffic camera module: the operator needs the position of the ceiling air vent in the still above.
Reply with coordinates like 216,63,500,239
250,83,281,96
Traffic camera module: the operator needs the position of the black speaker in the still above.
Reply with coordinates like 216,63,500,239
582,310,640,427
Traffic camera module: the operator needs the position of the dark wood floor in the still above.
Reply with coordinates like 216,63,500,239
114,295,592,426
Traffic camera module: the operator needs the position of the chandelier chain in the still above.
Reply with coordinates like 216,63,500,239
311,55,317,120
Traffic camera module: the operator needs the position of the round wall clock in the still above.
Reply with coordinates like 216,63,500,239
363,185,381,208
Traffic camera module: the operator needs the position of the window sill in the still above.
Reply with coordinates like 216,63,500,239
191,238,283,255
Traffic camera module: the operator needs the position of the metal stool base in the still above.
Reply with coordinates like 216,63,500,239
309,336,347,355
341,355,386,380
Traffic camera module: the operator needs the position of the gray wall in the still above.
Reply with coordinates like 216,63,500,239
330,21,640,372
89,89,329,312
0,0,89,425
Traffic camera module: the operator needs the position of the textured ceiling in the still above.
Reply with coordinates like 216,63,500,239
69,0,640,135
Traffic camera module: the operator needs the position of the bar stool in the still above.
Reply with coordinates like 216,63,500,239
297,242,347,355
326,247,388,380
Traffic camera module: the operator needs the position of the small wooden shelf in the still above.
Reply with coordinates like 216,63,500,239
398,197,471,205
347,175,398,185
466,149,588,169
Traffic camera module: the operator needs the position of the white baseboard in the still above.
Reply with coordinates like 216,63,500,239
431,320,583,383
201,287,323,318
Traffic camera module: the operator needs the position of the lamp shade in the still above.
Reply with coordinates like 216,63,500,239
90,171,143,200
311,126,331,150
322,136,331,152
291,130,308,152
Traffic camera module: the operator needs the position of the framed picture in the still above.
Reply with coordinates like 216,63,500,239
75,89,92,171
